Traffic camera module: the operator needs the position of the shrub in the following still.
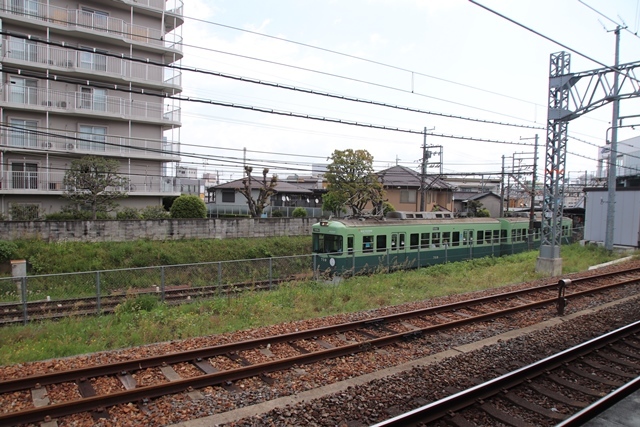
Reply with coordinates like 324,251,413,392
114,294,160,315
292,207,307,218
116,207,141,220
0,240,18,262
140,205,170,220
10,204,39,221
45,210,111,220
170,195,207,219
271,210,284,217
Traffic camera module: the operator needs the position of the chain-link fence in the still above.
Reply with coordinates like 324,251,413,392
0,254,315,325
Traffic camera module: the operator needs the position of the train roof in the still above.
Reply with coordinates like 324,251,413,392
316,217,504,228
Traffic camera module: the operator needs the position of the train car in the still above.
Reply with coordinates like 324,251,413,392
312,212,573,277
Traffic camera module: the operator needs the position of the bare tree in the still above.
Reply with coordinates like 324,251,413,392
237,166,278,217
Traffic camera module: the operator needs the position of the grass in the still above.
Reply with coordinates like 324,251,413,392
1,243,635,366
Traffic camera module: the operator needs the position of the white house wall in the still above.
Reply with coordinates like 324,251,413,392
584,189,640,247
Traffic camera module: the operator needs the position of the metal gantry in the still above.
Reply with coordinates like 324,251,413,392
538,50,640,273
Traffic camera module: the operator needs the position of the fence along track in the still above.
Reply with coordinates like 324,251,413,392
1,270,640,425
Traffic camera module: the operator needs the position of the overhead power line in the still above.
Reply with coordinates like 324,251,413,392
2,66,533,147
0,31,541,130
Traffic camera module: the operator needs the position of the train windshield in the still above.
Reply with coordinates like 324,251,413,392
312,233,343,254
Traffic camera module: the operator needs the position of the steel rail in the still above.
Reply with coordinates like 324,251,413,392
370,319,640,427
1,283,639,424
2,270,639,396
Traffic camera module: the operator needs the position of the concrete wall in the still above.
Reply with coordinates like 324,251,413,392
0,218,317,242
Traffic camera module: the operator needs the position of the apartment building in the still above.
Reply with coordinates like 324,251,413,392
0,0,183,218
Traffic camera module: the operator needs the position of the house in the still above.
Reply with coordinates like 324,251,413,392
597,135,640,179
453,191,503,217
0,1,184,218
377,165,454,212
207,176,318,217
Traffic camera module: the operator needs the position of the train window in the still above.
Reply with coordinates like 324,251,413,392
399,234,405,249
376,235,387,252
312,234,343,254
501,230,507,243
432,232,441,248
463,230,473,245
363,236,374,253
410,233,419,250
347,235,354,255
391,234,398,251
448,231,457,247
421,232,430,249
493,230,500,244
477,231,484,245
511,230,516,242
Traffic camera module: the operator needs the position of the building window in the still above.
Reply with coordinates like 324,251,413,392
12,162,38,189
80,87,107,111
80,6,109,31
9,119,38,147
9,38,37,62
400,190,416,203
78,125,106,151
10,0,39,16
80,47,108,72
222,190,235,203
10,77,38,105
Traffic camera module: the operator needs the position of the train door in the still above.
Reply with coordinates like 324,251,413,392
391,232,406,270
463,229,474,260
347,235,355,272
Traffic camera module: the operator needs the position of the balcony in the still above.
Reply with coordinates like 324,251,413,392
0,170,179,195
0,1,182,55
2,36,182,90
1,84,181,126
1,129,180,161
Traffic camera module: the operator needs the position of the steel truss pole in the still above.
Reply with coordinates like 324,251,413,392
537,52,570,276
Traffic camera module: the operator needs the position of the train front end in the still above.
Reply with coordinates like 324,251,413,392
312,219,348,277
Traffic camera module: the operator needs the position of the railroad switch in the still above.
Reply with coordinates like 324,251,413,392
557,279,570,316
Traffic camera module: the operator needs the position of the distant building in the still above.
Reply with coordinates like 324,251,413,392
0,1,184,218
597,135,640,178
376,165,454,212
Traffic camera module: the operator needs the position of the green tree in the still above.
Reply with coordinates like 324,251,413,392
170,195,207,218
62,156,129,220
324,149,385,217
237,166,278,218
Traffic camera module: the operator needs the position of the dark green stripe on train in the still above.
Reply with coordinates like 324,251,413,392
311,212,573,277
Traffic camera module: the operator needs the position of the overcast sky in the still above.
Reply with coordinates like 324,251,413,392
176,0,640,183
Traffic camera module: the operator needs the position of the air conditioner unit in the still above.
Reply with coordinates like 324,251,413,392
41,101,52,106
57,101,67,108
66,143,75,150
42,142,53,149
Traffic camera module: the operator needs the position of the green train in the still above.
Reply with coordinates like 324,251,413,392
312,211,573,277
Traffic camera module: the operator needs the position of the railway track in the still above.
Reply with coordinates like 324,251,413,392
1,266,639,426
0,277,300,326
372,319,640,427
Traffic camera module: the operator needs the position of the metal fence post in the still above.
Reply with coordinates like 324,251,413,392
160,266,165,303
269,258,273,290
96,271,101,315
217,262,222,296
312,254,317,280
445,244,448,263
21,277,27,325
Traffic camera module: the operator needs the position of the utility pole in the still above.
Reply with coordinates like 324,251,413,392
605,26,622,251
519,135,539,245
500,155,505,217
420,127,428,211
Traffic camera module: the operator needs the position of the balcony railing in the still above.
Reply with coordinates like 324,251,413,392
0,1,182,53
0,170,179,194
2,36,182,88
1,128,179,159
1,84,181,125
